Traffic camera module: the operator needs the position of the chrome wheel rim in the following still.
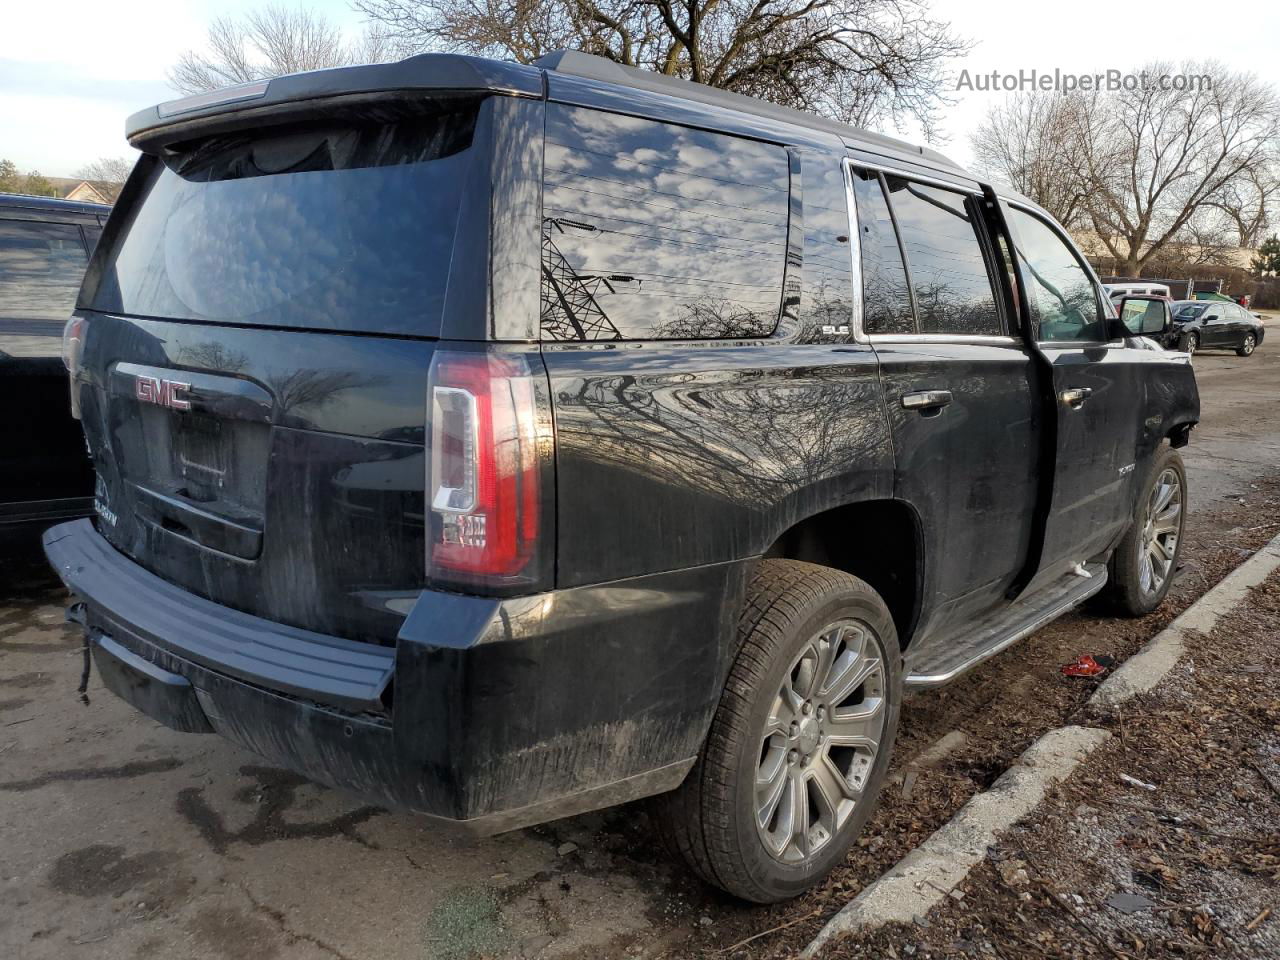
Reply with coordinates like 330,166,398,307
1187,335,1197,355
1243,335,1255,354
754,619,886,865
1139,468,1182,595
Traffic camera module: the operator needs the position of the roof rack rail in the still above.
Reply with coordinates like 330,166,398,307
533,49,959,170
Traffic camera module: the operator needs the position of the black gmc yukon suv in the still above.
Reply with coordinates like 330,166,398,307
44,51,1198,903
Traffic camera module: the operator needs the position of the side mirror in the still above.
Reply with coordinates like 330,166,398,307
1117,296,1170,338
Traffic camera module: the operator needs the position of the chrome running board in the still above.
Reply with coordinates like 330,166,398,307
905,563,1108,688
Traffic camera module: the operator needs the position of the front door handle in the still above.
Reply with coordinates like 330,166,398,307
902,390,953,411
1060,387,1093,408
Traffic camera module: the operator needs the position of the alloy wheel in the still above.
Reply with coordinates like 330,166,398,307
755,619,886,864
1139,467,1182,596
1242,334,1256,355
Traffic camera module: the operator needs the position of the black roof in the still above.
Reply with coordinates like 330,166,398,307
0,192,110,215
126,49,958,173
535,50,959,170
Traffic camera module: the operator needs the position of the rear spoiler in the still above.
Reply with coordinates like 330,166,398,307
126,54,543,152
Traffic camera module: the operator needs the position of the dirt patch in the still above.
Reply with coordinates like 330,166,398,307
0,671,55,689
47,845,179,899
188,906,282,960
819,568,1280,959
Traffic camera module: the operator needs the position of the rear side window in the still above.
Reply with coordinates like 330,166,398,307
540,104,789,340
0,219,88,321
87,100,479,336
850,169,914,335
880,177,1001,336
1006,208,1103,342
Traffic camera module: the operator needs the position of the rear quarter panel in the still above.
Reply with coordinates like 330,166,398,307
544,341,893,586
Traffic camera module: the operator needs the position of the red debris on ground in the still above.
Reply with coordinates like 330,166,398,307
1061,654,1116,677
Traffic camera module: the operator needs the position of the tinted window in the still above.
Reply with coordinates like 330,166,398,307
883,177,1001,336
851,169,913,335
88,102,478,335
0,219,88,321
541,104,789,340
1006,208,1102,342
1174,303,1206,319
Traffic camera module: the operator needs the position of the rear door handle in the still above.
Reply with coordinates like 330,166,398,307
1060,387,1093,408
901,390,953,411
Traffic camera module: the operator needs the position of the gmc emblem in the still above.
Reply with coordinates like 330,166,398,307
135,376,192,411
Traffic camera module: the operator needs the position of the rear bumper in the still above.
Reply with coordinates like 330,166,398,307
44,520,743,833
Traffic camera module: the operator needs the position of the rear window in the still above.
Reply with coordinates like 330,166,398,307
88,100,479,336
0,219,88,322
540,104,790,340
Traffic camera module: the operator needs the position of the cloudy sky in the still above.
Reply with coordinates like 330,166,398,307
3,0,1279,179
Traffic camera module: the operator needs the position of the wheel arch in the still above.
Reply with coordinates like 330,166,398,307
761,498,923,650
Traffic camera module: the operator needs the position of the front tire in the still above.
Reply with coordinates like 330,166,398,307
1237,333,1257,357
651,560,902,903
1103,446,1187,617
1184,332,1199,356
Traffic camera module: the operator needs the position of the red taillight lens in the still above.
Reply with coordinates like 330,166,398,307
427,350,545,589
61,315,87,419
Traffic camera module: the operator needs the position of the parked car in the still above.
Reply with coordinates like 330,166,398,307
43,51,1199,904
1169,299,1265,356
0,193,107,538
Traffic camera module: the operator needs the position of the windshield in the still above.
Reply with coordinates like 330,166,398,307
1173,303,1207,319
88,101,479,336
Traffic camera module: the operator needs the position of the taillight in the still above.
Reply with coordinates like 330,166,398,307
427,350,548,591
62,315,87,419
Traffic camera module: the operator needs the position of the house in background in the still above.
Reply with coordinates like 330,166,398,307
42,176,112,205
60,180,111,204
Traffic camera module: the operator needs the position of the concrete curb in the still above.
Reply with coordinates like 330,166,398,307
799,726,1110,958
800,530,1280,958
1090,531,1280,709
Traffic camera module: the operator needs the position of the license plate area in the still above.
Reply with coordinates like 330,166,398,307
106,362,273,559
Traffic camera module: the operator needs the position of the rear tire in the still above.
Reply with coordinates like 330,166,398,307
650,560,902,903
1237,333,1256,357
1102,446,1187,617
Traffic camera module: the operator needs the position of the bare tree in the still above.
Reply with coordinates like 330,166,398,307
1202,163,1278,248
74,157,134,204
169,5,406,94
970,92,1095,227
974,63,1280,276
354,0,970,134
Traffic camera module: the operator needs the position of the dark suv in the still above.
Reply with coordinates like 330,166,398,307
1,193,108,537
44,52,1198,903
